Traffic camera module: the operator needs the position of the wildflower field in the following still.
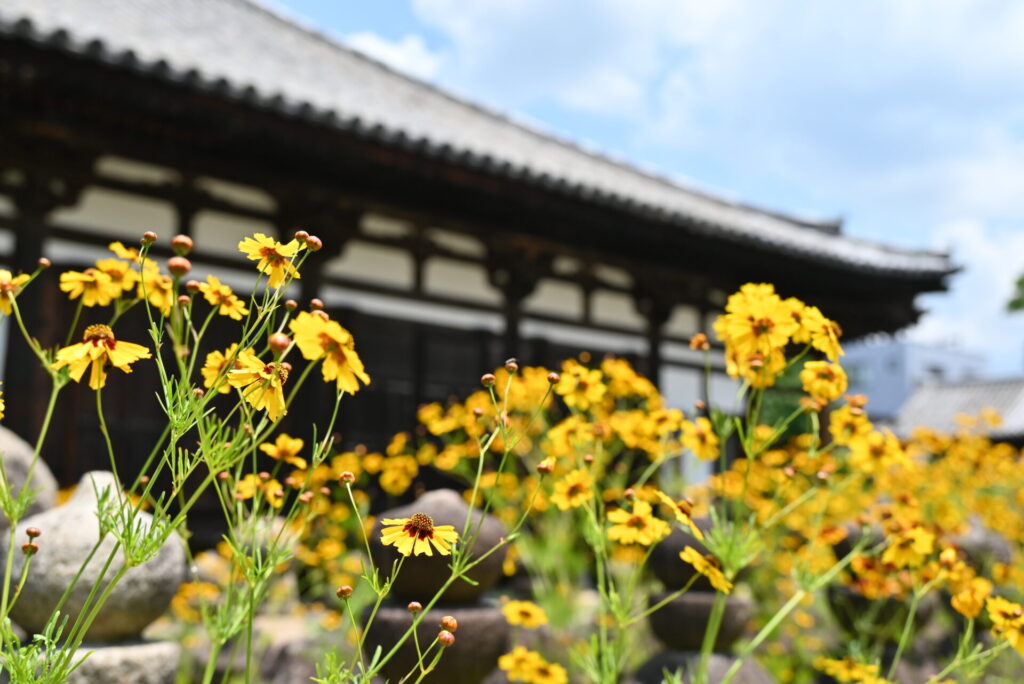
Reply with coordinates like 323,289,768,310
0,231,1022,683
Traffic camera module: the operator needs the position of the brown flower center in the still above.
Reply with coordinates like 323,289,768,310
404,512,436,540
83,324,116,349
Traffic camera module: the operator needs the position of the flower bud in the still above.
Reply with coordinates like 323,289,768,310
185,280,201,294
536,458,554,475
694,399,707,412
298,491,314,503
268,332,291,354
177,294,191,307
258,471,270,481
547,372,560,384
472,407,484,418
294,230,310,242
481,373,496,388
504,358,518,373
280,362,293,373
319,486,331,496
583,453,594,464
25,527,41,539
624,488,636,500
438,630,455,647
217,471,230,481
337,585,354,599
306,235,323,252
689,333,711,352
171,234,194,256
340,471,356,484
37,257,51,270
168,256,192,277
310,298,325,311
21,542,38,556
139,475,150,484
285,299,298,311
193,388,205,397
440,615,458,632
407,601,423,613
141,231,158,245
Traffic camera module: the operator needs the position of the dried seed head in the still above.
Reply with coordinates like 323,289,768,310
268,332,291,354
171,234,194,256
438,630,456,648
440,615,458,632
407,601,423,613
168,256,192,277
481,373,496,388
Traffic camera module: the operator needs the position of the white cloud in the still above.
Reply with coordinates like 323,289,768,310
344,32,444,81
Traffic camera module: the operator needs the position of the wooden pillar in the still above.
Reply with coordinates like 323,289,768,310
636,293,672,387
488,245,549,362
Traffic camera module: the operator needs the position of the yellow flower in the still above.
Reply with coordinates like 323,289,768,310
108,241,141,261
139,270,174,316
951,577,992,619
0,270,31,315
52,324,152,390
800,360,848,403
259,433,307,469
679,546,732,594
234,474,284,508
550,469,593,510
0,392,5,420
59,268,120,307
379,513,459,557
800,305,844,361
263,479,285,509
201,344,239,394
986,596,1024,656
553,359,607,412
607,500,670,546
498,647,544,681
813,657,882,682
881,526,935,569
526,659,568,684
289,312,370,393
238,233,303,288
681,417,719,461
228,349,289,420
714,284,799,357
654,490,703,540
94,258,140,295
198,275,249,320
847,430,906,474
502,600,548,629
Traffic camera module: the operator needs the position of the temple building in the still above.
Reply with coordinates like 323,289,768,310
0,0,954,487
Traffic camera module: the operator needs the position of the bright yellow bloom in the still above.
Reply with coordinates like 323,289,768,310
553,359,607,412
94,258,139,294
502,600,548,628
607,500,670,546
679,546,732,594
829,402,873,446
0,392,5,420
498,647,545,681
201,344,239,394
800,360,848,403
199,275,249,320
228,349,289,420
682,417,719,461
108,241,141,261
139,270,174,316
525,659,568,684
654,490,703,540
848,430,906,474
289,312,370,393
238,233,303,288
52,324,151,390
0,270,31,315
881,526,935,568
813,657,883,683
986,596,1024,656
550,469,593,510
234,474,284,508
259,433,306,469
714,284,799,357
951,577,993,619
59,268,120,307
379,513,458,557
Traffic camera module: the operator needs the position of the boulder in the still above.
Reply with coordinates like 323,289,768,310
0,426,57,530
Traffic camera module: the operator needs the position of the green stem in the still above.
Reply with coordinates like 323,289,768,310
696,591,728,684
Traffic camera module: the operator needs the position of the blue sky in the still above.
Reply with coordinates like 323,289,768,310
273,0,1024,375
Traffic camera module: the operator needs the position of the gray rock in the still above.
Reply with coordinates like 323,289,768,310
5,471,186,642
0,425,57,530
650,521,715,591
66,639,181,684
648,592,754,652
363,601,510,684
370,489,507,604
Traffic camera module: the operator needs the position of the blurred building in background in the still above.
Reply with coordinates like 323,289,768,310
844,338,985,424
0,0,954,487
897,377,1024,446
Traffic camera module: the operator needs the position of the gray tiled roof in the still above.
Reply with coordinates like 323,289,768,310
0,0,954,278
897,378,1024,439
